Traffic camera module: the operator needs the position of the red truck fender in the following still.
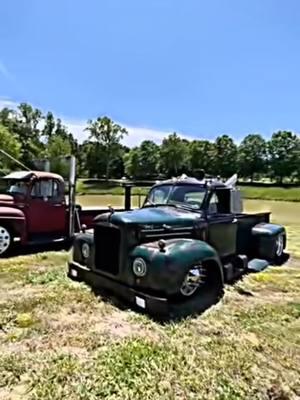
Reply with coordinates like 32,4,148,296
0,207,27,244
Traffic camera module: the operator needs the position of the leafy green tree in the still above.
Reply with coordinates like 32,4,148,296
123,147,141,178
0,124,21,173
189,140,215,176
124,140,160,178
213,135,237,177
42,112,56,138
46,135,73,176
85,116,127,179
268,131,300,183
12,103,44,167
159,133,190,176
139,140,160,178
237,134,267,181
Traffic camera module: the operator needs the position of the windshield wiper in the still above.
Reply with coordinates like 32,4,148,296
143,202,179,209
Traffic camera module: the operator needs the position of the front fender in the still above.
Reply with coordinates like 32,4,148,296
0,207,26,241
72,232,95,268
130,238,223,295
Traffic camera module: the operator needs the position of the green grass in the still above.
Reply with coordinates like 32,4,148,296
241,186,300,202
0,225,300,398
1,200,300,398
77,179,300,201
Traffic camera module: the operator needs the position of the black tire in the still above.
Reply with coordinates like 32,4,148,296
0,224,14,257
166,261,224,321
271,233,286,265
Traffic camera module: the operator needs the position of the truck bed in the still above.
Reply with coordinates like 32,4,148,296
235,212,270,255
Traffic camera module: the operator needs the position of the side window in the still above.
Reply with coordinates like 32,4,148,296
31,180,60,199
208,193,219,214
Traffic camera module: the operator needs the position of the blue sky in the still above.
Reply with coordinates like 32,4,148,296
1,0,300,146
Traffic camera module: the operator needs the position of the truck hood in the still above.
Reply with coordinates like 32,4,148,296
110,206,201,227
0,194,14,205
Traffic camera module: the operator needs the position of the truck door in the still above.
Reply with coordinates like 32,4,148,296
206,190,237,258
26,178,67,235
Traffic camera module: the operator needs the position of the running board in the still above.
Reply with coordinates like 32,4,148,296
248,258,269,272
27,237,66,246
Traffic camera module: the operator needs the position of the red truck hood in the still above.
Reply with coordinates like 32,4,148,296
0,194,14,205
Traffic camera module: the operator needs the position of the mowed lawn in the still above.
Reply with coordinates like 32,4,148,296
0,200,300,399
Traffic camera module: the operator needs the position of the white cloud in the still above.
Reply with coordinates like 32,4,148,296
64,118,194,146
0,61,14,81
0,98,18,110
0,97,193,147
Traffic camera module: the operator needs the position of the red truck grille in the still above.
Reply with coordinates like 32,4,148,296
94,224,121,275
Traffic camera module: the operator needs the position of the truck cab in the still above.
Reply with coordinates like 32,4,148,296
68,174,287,319
0,168,132,256
0,171,68,255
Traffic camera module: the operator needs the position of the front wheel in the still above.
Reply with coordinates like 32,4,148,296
0,225,13,257
168,262,224,320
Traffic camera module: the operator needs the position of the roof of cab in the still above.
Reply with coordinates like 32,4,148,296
3,170,64,182
152,174,227,189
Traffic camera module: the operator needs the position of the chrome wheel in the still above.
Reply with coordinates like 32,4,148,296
180,264,207,297
0,226,11,255
275,234,284,257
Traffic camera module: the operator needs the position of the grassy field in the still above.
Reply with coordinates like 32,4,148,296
1,200,300,399
77,180,300,202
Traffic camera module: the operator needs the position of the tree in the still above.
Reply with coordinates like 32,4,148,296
213,135,237,177
13,103,44,167
124,140,160,178
237,134,267,181
189,140,215,176
139,140,160,178
0,124,21,173
85,116,127,179
159,133,190,176
42,112,56,138
268,131,300,183
123,147,141,178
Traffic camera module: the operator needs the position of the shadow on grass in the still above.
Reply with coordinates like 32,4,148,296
5,241,72,258
90,252,290,324
91,286,224,324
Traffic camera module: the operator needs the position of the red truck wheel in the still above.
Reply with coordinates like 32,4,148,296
0,225,13,256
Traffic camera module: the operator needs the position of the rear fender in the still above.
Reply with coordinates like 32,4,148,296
252,222,286,259
130,238,223,295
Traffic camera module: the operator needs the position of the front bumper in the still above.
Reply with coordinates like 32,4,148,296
67,261,169,317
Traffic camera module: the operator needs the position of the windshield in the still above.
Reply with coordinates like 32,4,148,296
145,184,207,210
1,180,29,196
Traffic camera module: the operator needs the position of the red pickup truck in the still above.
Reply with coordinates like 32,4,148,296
0,168,129,256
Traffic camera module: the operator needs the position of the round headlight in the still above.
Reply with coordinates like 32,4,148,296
132,257,147,277
81,242,90,259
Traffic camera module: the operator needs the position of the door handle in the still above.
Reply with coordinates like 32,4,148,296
53,203,63,207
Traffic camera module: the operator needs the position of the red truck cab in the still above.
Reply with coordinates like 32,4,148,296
0,170,107,256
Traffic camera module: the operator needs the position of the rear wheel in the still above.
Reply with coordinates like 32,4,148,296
0,225,13,257
168,262,224,320
273,233,285,264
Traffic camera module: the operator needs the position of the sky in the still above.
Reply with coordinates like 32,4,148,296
1,0,300,146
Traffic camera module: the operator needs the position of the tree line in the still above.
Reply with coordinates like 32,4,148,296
0,102,300,183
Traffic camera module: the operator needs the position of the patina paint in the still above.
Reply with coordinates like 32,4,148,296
110,206,201,226
129,238,222,295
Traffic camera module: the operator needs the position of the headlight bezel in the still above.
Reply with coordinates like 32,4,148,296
81,242,90,259
132,257,147,277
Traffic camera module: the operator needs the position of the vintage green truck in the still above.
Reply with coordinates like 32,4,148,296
68,174,287,318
